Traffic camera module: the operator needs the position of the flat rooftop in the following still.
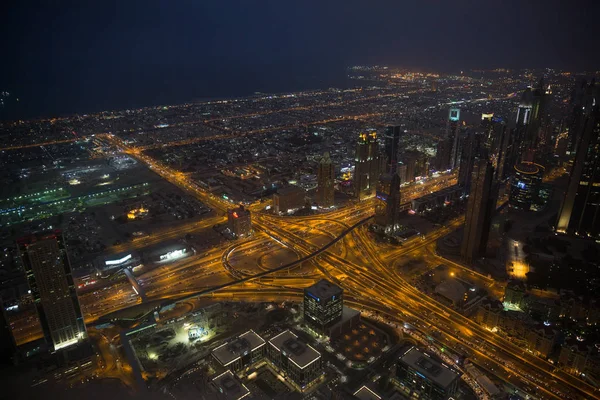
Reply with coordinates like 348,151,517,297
353,385,382,400
399,346,460,389
276,185,305,195
212,370,251,400
269,330,320,369
212,330,265,367
305,279,342,301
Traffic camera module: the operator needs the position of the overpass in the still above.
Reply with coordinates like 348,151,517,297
123,268,147,302
101,215,373,324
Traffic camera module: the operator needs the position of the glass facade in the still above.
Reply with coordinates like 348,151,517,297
18,231,86,351
509,162,544,211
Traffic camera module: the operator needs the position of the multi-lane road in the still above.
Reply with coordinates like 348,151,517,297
67,135,600,399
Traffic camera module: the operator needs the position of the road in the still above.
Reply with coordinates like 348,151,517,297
56,134,599,399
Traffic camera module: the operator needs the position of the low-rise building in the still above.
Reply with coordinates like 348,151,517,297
212,330,265,372
475,299,504,329
267,330,322,391
396,346,461,400
211,370,251,400
273,185,306,214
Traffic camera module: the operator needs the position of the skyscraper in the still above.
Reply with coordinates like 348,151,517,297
384,125,402,173
565,79,593,156
509,162,545,211
556,83,600,238
303,279,343,333
448,108,462,169
354,131,384,200
227,205,252,238
434,136,453,172
316,152,335,208
458,130,486,191
375,173,401,233
461,159,495,263
17,231,86,352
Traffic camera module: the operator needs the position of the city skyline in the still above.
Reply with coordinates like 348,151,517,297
2,2,600,400
1,1,600,120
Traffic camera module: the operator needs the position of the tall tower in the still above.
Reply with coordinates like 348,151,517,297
461,159,495,263
17,231,86,352
566,79,596,157
316,152,335,208
448,108,462,169
375,173,401,233
458,130,486,191
384,125,402,174
556,83,600,238
354,131,383,200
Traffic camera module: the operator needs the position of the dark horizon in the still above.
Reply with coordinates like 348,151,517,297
2,0,599,121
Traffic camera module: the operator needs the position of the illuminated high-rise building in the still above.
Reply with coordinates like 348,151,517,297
316,152,335,208
17,231,86,352
436,108,462,172
303,279,343,333
354,131,384,200
375,173,401,233
556,84,600,238
434,136,453,172
566,79,597,157
458,130,485,191
384,125,402,173
509,162,545,211
448,108,462,169
511,80,550,163
461,159,494,263
227,205,252,238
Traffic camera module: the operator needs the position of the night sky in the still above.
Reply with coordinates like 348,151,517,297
1,0,598,120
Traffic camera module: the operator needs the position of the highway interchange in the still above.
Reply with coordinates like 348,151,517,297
71,134,600,399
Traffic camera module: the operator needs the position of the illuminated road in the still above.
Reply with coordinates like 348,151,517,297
70,134,599,399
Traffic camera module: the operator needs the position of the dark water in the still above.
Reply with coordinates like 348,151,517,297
1,67,354,121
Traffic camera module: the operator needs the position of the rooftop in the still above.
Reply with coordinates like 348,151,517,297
212,330,265,367
269,330,321,369
353,385,382,400
276,185,306,196
212,370,251,400
305,279,342,301
228,205,250,217
399,346,460,389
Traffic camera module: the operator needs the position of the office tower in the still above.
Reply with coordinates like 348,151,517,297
384,125,402,173
448,108,462,169
316,152,335,208
397,163,408,184
434,136,453,172
489,117,509,181
461,159,494,263
267,330,322,391
458,130,486,191
396,346,461,400
374,173,401,232
566,79,593,156
354,131,384,200
273,185,306,214
227,205,252,238
556,84,600,238
512,80,550,162
509,162,545,211
303,279,343,333
17,231,86,352
211,330,265,372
